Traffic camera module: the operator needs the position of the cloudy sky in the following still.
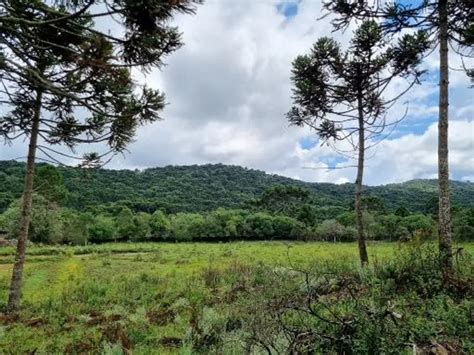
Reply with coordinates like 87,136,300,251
1,0,473,185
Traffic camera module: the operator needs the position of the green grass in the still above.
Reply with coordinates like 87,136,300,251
0,241,472,354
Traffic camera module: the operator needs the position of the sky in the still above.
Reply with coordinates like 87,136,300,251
0,0,473,185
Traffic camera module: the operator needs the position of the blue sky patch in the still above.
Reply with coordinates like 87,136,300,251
277,1,300,19
299,137,317,150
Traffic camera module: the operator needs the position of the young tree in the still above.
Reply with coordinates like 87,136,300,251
287,21,428,265
0,0,200,313
323,0,473,279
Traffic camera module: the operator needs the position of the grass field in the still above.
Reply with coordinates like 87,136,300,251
0,241,472,353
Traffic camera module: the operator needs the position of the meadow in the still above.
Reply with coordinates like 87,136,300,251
0,241,473,354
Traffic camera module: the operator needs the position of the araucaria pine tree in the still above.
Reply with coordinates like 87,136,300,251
287,20,428,265
0,0,200,314
323,0,473,280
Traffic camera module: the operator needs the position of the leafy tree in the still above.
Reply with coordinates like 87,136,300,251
207,209,247,239
395,206,410,218
3,194,62,244
128,213,151,242
272,215,305,240
202,213,225,239
423,196,439,218
0,191,14,213
223,213,246,238
61,210,91,245
323,0,473,282
149,210,172,240
296,204,318,226
287,20,428,265
375,214,400,241
452,207,474,241
336,211,356,227
116,207,135,240
401,214,435,240
34,165,68,204
88,215,117,243
243,212,275,239
250,185,310,215
0,0,200,313
312,206,348,224
315,219,357,242
171,213,206,241
361,195,386,215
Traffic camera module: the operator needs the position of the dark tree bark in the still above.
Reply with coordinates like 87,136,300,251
356,96,369,266
437,0,454,279
7,89,43,314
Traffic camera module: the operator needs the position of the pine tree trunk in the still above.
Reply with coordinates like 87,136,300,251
356,97,369,266
7,89,43,314
438,0,454,279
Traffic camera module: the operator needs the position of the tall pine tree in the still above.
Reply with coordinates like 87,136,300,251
287,20,428,265
0,0,201,314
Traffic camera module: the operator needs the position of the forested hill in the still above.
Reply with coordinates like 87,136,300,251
0,160,473,213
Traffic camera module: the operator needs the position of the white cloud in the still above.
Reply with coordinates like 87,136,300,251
1,0,473,186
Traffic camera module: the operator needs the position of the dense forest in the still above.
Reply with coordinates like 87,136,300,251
1,160,473,245
1,160,473,214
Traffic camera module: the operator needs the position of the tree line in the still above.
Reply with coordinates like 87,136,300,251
1,173,472,245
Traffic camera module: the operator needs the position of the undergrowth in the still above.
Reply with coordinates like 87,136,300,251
0,242,472,353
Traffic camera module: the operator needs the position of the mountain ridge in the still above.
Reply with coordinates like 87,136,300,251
0,160,473,213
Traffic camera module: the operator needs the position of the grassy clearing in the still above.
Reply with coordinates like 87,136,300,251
0,241,472,353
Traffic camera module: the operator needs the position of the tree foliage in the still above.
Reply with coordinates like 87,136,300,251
2,162,472,215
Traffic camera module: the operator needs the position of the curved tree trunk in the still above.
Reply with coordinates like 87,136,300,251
438,0,454,279
356,98,369,266
7,89,43,314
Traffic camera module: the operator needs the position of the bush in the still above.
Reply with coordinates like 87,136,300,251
243,212,275,239
371,243,443,297
453,208,474,241
272,215,305,240
231,245,473,354
2,194,62,243
400,214,435,240
88,215,117,243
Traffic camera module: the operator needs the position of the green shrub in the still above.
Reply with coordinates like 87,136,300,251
3,194,63,243
88,215,117,243
272,215,305,240
243,212,274,239
230,244,473,354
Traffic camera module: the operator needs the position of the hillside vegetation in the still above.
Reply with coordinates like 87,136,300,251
1,160,473,214
1,160,473,247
